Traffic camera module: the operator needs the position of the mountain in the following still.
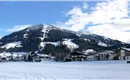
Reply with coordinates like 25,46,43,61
0,24,128,55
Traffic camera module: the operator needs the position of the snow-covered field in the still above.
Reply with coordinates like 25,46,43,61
0,61,130,80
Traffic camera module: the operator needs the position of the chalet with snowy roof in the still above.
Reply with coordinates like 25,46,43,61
70,51,87,61
119,48,130,60
0,52,14,61
83,49,97,61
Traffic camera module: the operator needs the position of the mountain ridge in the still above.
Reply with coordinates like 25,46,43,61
0,24,129,54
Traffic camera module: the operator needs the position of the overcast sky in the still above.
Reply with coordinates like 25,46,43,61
0,0,130,43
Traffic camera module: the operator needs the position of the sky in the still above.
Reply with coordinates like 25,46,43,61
0,0,130,43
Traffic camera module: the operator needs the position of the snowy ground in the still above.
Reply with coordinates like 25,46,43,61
0,61,130,80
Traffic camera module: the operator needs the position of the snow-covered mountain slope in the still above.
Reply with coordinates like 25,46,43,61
62,39,79,51
0,24,128,54
1,41,22,49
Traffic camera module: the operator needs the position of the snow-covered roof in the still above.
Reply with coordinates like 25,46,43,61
0,52,11,57
37,54,50,57
71,51,85,55
97,51,114,55
83,49,96,55
122,48,130,52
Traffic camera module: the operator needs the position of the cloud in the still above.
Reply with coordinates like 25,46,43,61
56,0,130,43
83,2,89,9
87,24,130,43
7,25,31,32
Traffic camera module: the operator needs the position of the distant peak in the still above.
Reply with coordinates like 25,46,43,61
27,24,43,30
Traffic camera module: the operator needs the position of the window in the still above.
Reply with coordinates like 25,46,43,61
127,56,129,59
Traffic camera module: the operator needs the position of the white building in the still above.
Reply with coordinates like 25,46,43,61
87,55,96,61
96,51,115,60
119,48,130,60
37,54,51,61
0,52,27,61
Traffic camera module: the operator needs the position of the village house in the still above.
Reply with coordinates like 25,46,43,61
0,52,12,62
0,52,26,62
24,52,42,62
87,55,97,61
119,48,130,60
37,54,51,61
83,49,96,61
95,50,115,60
13,54,25,61
24,52,51,62
70,51,87,61
65,50,115,61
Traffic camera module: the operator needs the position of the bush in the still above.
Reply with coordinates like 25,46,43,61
54,45,70,61
55,52,67,61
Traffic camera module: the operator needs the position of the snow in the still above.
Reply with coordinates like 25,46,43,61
40,42,45,48
41,24,56,41
40,42,59,48
45,42,59,46
0,61,129,80
123,48,130,51
1,41,22,49
41,25,48,41
84,38,90,41
62,39,79,50
26,29,30,32
83,49,96,55
23,34,28,38
0,52,11,57
98,41,108,47
103,36,110,40
37,54,50,57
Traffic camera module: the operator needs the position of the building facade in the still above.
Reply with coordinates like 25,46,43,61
119,48,130,60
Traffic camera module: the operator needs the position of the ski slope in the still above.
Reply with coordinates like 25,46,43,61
0,61,129,80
